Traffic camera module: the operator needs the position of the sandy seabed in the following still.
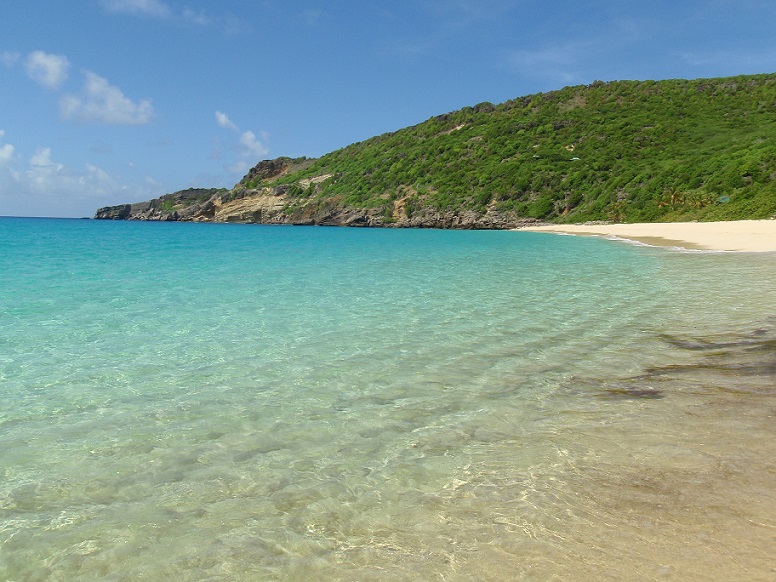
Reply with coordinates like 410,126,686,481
518,219,776,252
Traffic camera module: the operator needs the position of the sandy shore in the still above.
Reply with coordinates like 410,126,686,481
517,220,776,252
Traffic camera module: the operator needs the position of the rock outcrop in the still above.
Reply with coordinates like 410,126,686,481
237,156,313,187
96,188,224,222
95,158,539,229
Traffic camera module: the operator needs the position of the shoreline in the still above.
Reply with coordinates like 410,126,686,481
516,219,776,252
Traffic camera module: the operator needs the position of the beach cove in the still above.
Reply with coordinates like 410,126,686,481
1,217,775,580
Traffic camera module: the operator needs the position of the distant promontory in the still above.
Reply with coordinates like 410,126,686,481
96,73,776,227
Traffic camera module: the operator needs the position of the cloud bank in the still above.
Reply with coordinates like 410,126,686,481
6,49,154,126
61,71,153,125
0,129,132,216
24,51,70,89
215,110,238,130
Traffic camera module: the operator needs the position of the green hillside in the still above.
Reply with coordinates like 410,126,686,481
245,74,776,223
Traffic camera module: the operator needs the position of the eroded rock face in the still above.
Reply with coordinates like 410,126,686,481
238,158,293,185
96,191,536,229
237,157,315,188
95,189,225,222
214,190,289,223
94,204,132,219
94,157,538,230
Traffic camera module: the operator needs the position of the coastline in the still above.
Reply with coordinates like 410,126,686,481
516,219,776,252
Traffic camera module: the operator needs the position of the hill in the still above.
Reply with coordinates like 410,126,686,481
96,73,776,227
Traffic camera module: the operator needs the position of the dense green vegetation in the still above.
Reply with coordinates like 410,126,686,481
246,74,776,223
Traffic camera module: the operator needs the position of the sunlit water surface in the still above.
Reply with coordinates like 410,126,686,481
1,218,775,580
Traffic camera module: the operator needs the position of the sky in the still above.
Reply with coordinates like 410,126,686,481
1,1,775,217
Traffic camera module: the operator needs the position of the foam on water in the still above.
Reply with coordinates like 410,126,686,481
1,218,775,580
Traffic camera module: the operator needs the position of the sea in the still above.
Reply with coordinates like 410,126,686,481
1,216,775,581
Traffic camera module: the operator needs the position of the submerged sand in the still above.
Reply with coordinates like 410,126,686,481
518,219,776,252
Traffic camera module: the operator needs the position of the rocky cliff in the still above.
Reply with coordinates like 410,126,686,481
95,158,537,228
94,180,535,228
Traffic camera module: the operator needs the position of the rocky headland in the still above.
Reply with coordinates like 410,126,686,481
96,74,776,226
95,157,537,229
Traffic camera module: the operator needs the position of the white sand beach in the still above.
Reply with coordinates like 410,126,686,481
518,220,776,252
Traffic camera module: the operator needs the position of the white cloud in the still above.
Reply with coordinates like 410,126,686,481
60,71,153,125
214,112,269,176
215,110,238,130
239,130,268,159
100,0,171,18
25,51,70,89
0,134,128,216
0,133,155,217
0,143,14,163
26,147,64,190
227,130,269,175
0,130,15,163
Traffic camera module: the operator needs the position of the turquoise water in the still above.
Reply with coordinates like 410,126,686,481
1,217,775,580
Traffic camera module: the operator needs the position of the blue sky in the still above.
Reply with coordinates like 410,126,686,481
1,0,774,217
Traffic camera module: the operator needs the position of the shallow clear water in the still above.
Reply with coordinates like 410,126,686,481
1,218,775,580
